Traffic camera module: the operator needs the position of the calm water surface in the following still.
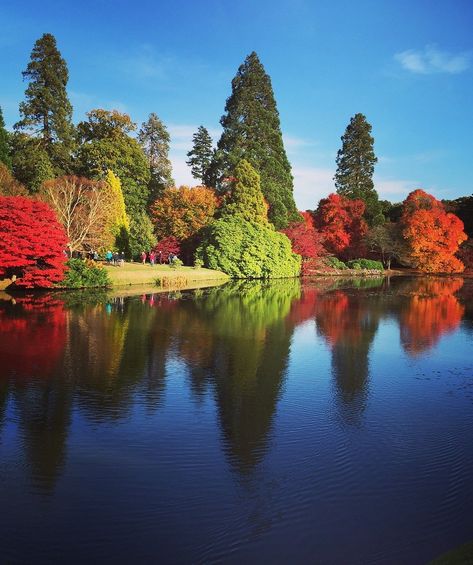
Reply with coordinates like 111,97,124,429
0,276,472,564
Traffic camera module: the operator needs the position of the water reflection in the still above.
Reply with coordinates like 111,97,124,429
0,276,468,489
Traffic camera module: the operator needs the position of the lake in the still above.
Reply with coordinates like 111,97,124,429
1,276,472,564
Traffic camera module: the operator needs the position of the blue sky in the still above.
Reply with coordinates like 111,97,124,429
1,0,472,209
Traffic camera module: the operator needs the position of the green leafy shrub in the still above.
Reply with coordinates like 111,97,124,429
196,216,301,279
325,256,348,270
193,257,204,269
61,258,111,288
347,258,384,270
170,258,183,269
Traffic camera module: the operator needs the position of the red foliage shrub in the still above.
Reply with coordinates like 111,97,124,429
313,193,367,259
282,211,325,259
0,196,68,288
154,236,181,263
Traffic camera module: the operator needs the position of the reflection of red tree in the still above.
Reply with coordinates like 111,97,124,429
0,295,66,379
287,287,319,326
315,292,361,346
400,278,464,355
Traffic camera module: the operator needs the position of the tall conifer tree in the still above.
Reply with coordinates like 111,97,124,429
0,107,12,169
216,52,298,229
186,126,214,185
335,113,383,226
138,113,174,203
14,33,75,174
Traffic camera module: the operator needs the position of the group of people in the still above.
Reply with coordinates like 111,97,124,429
140,250,178,265
105,251,126,266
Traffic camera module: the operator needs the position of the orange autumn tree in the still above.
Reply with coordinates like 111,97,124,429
151,185,218,240
401,189,467,273
314,193,367,259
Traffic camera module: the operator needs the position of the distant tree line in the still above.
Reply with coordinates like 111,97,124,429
0,33,471,287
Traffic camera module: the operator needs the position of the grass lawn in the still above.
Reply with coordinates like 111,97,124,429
104,262,229,288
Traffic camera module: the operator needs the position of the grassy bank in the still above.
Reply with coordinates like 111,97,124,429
104,262,229,288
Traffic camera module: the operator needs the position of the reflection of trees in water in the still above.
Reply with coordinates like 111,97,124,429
188,280,302,473
315,289,381,425
0,294,66,379
0,294,69,490
397,277,464,355
0,276,468,488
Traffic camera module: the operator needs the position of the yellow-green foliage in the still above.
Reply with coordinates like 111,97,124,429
106,170,129,233
222,160,268,224
196,216,301,279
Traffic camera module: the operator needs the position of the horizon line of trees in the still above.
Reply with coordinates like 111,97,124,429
0,33,472,287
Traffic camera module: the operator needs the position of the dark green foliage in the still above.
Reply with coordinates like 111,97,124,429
138,113,174,203
196,215,301,279
14,33,75,177
61,259,111,288
222,160,267,223
76,110,151,220
347,259,384,270
0,107,12,169
444,195,473,237
335,113,383,226
216,52,298,229
366,222,405,269
11,133,54,192
381,200,403,223
186,126,214,185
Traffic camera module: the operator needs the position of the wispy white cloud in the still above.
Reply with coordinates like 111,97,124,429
292,166,335,210
394,45,470,75
283,134,316,153
169,154,195,187
374,176,419,200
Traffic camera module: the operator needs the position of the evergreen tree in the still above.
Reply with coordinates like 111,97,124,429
217,51,298,229
138,113,174,202
0,107,12,169
186,126,214,184
334,113,383,226
222,160,268,223
14,33,75,175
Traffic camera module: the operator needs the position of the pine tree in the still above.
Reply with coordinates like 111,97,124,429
217,52,298,229
335,113,383,226
14,33,75,174
186,126,214,184
222,160,268,223
0,107,12,169
138,113,174,202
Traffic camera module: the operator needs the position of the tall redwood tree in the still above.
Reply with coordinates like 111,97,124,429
0,196,68,287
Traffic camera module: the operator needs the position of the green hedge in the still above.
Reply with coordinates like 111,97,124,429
325,256,348,270
61,258,111,288
196,216,301,279
347,258,384,270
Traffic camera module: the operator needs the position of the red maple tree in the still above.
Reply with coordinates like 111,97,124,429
0,196,68,288
282,211,325,258
154,236,181,263
313,193,367,259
